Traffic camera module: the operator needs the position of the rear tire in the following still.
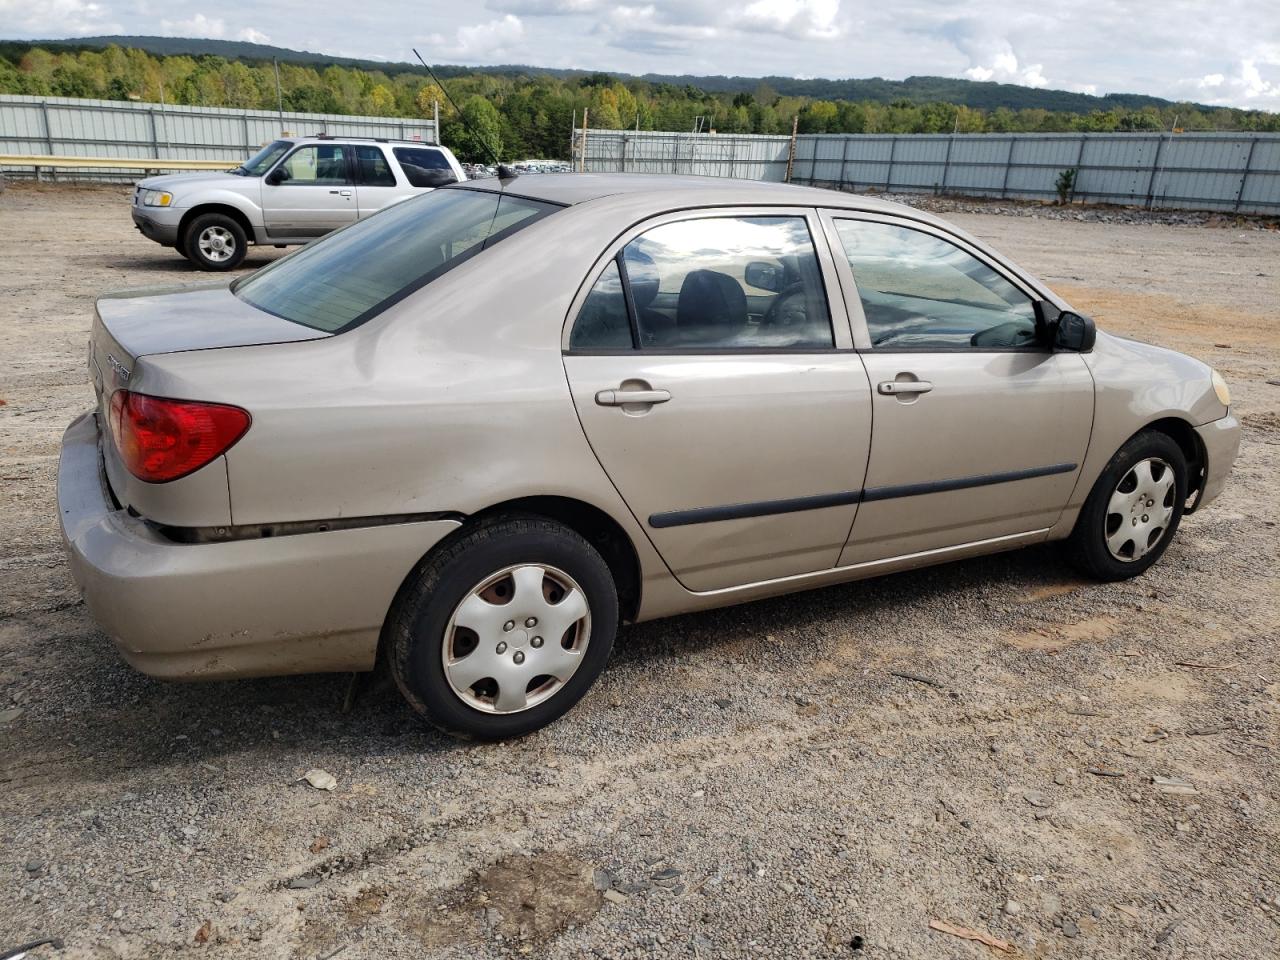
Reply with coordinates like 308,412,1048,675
183,212,247,271
1068,430,1187,581
388,516,618,740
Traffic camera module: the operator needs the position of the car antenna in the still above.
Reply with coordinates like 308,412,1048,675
411,49,517,184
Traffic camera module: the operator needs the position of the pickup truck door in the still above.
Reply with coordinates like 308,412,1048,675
261,143,358,238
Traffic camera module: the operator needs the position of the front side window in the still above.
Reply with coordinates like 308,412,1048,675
354,145,396,187
277,144,350,186
582,216,833,351
833,220,1039,350
236,188,558,332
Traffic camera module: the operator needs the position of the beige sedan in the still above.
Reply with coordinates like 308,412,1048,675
58,175,1240,739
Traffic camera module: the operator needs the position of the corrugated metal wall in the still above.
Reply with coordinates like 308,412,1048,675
576,129,1280,215
1,94,438,176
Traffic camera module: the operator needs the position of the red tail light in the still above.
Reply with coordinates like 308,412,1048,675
108,390,251,483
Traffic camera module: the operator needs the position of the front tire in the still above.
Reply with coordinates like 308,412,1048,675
183,213,247,271
388,517,618,740
1068,430,1187,581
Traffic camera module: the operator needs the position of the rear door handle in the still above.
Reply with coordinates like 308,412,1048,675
595,388,671,406
330,189,353,197
878,380,933,395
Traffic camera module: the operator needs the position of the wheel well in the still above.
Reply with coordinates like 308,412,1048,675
471,497,643,623
1142,417,1206,502
178,204,255,248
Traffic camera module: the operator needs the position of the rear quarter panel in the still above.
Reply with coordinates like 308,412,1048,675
142,202,676,600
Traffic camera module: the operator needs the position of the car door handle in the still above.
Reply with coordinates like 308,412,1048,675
330,189,353,197
595,388,671,406
878,380,933,395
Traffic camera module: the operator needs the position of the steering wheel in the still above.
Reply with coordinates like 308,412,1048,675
763,282,809,327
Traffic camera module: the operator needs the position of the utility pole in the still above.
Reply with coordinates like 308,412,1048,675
570,108,576,160
273,58,285,133
433,99,440,144
785,115,798,183
579,108,589,172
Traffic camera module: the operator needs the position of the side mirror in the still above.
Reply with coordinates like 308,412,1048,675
744,261,783,292
1054,310,1096,352
265,167,287,185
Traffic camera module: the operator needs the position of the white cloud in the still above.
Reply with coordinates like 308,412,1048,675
740,0,843,39
160,14,226,38
0,0,119,36
945,20,1049,88
427,15,525,60
1188,56,1280,109
237,27,271,44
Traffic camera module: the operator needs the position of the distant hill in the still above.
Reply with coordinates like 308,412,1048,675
17,35,1208,114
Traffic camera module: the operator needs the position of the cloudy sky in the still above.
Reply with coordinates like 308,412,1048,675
2,0,1279,110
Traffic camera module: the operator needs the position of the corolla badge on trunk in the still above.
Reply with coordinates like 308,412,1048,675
106,352,131,383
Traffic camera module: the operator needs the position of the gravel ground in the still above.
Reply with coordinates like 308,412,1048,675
1,181,1278,960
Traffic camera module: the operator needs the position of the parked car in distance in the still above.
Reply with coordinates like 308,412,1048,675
63,175,1240,740
130,136,466,270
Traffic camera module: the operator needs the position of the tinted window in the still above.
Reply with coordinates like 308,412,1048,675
236,189,557,332
278,144,350,185
394,147,457,188
834,220,1038,350
570,260,632,349
354,145,396,186
620,216,833,350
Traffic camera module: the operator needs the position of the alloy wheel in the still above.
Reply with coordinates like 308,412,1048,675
197,225,237,263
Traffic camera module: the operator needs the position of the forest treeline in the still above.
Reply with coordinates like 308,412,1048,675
2,43,1278,162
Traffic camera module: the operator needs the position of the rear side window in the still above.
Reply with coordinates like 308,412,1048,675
394,147,458,187
571,260,631,349
235,189,558,333
570,215,833,351
354,145,396,186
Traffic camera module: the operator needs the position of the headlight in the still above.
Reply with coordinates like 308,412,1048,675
1211,369,1231,407
143,190,173,207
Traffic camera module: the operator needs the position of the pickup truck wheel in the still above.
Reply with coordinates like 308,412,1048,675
388,516,618,740
183,213,247,271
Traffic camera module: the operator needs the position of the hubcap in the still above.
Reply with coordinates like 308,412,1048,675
198,225,236,263
1104,457,1176,562
442,563,591,714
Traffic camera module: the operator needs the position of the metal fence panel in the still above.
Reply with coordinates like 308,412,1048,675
1,94,438,177
578,128,1280,215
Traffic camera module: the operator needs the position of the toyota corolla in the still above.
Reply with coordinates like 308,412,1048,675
58,174,1240,739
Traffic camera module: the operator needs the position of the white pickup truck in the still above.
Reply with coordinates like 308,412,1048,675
131,136,467,270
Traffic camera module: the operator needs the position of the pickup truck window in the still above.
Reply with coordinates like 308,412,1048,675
235,188,559,333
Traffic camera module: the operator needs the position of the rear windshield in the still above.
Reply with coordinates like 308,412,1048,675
234,188,558,332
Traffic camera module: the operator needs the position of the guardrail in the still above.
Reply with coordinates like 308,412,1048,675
0,154,231,180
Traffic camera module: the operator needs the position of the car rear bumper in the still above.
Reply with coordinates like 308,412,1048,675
1193,413,1240,511
58,412,461,680
131,206,181,246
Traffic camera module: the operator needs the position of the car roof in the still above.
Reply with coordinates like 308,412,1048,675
457,172,910,213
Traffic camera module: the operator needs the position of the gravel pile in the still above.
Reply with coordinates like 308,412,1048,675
877,192,1280,230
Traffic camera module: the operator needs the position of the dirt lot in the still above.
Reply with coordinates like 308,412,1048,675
1,181,1278,960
